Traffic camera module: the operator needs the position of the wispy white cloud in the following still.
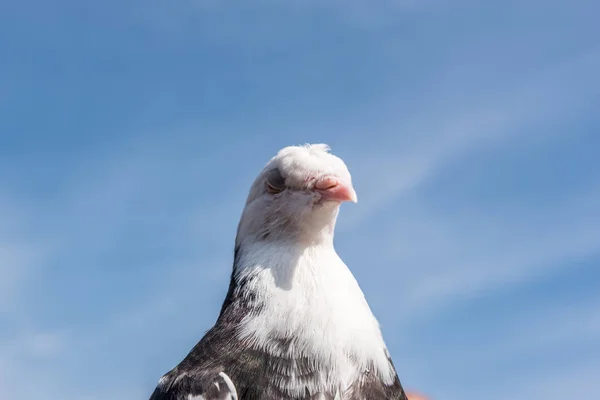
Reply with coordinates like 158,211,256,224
417,295,600,400
464,299,600,400
482,299,600,363
359,179,600,325
0,327,72,399
339,47,600,229
509,359,600,399
0,329,69,359
0,242,37,311
0,195,53,313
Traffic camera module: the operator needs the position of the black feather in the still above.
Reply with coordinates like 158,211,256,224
148,267,407,399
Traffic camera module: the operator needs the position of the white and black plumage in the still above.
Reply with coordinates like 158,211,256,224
149,144,408,400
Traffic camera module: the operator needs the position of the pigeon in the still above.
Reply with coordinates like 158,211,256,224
149,144,408,400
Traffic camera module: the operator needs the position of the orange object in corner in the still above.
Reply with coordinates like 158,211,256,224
406,392,429,400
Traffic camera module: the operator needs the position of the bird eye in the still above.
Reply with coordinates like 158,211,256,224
266,168,286,194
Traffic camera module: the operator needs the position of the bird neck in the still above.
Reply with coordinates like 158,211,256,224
231,239,395,387
233,237,339,285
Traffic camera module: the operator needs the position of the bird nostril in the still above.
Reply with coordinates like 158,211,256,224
314,177,339,190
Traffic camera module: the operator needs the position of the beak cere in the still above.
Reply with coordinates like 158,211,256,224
314,176,358,203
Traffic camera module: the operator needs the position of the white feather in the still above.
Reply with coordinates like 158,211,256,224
218,371,238,400
236,240,394,396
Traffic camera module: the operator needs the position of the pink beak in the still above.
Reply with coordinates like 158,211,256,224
314,176,358,203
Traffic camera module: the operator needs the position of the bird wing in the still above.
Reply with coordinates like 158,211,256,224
344,373,408,400
149,369,238,400
343,351,409,400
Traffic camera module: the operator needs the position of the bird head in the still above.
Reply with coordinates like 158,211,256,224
236,143,357,245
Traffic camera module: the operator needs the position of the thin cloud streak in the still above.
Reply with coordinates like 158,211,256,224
406,294,600,400
363,182,600,323
341,48,600,230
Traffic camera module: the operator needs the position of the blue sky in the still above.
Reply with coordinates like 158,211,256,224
1,1,599,399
